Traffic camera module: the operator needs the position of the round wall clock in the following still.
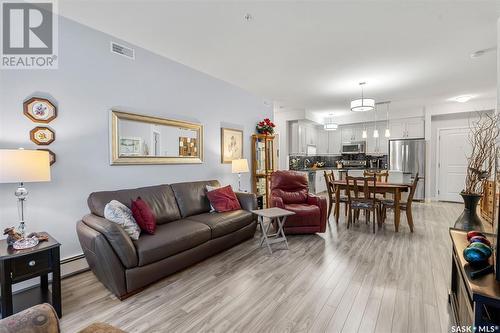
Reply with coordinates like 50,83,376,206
37,148,56,165
30,126,55,145
23,97,57,123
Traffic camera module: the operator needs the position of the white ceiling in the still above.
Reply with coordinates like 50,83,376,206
60,1,500,119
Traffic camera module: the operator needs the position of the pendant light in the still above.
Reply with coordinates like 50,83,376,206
373,105,379,138
362,121,367,138
324,114,338,131
384,102,391,138
351,82,375,112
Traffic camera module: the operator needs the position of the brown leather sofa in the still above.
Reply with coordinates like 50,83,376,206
76,180,257,299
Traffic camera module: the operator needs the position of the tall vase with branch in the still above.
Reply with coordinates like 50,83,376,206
455,112,500,231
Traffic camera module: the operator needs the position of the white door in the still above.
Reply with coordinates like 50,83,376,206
438,127,471,202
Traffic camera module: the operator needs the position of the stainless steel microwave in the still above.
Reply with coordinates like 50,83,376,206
342,142,366,154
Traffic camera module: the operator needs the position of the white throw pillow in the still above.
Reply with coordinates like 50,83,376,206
206,185,220,212
104,200,141,240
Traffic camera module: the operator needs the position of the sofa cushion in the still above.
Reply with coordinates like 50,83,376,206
131,197,156,234
188,210,254,238
133,219,211,266
171,180,220,218
104,200,141,240
206,185,241,213
283,203,320,227
88,185,181,225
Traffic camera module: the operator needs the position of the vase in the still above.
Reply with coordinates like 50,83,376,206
454,192,483,231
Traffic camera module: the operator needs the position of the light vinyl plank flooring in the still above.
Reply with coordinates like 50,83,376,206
60,201,463,333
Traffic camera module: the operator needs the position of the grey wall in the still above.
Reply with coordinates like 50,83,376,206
0,17,271,259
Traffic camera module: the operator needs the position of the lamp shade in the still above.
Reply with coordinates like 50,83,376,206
231,159,249,174
0,149,51,183
350,98,375,112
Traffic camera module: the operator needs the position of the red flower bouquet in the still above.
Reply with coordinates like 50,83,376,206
256,118,275,135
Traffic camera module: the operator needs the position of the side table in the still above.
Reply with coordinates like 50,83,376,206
252,207,295,254
0,232,61,318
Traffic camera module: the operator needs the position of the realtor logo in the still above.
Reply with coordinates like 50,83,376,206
1,0,58,69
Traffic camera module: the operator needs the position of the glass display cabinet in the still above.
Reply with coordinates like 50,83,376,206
251,134,277,208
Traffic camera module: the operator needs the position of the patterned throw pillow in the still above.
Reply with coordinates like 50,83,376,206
104,200,141,240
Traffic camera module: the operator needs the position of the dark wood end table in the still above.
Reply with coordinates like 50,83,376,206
0,232,61,318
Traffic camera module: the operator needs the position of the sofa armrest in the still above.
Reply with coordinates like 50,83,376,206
0,303,59,332
307,194,328,232
235,192,257,211
271,196,285,208
81,214,138,268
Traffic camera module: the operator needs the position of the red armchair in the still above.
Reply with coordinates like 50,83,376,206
270,170,327,234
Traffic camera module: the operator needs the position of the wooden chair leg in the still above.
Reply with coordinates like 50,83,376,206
347,207,352,228
406,208,414,232
327,200,333,219
373,208,376,233
345,203,348,216
366,210,370,224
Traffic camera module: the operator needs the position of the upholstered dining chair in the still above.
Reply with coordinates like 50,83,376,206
345,176,381,233
324,170,349,220
380,173,419,232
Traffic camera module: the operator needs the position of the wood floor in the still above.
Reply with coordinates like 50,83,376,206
60,201,464,333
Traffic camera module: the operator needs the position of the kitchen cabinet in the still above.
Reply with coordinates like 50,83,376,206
288,121,319,154
389,118,424,139
365,124,388,154
317,129,329,154
328,129,342,154
315,170,327,194
341,125,364,142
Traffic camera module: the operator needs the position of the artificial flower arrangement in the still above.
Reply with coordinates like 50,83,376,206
256,118,276,135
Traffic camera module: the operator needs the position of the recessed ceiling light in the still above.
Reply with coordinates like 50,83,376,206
451,95,473,103
244,13,253,21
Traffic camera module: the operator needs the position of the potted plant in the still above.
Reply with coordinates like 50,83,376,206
454,112,500,231
256,118,275,135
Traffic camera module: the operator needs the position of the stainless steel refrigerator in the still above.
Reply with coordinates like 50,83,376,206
389,139,425,200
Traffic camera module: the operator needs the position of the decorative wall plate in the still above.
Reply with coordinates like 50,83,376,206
37,149,56,165
23,97,57,123
30,127,55,145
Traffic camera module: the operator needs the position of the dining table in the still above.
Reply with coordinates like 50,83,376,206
332,180,411,232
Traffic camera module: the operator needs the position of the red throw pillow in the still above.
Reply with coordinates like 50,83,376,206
206,185,241,213
131,197,156,234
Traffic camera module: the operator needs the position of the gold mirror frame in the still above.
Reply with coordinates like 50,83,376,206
110,110,203,165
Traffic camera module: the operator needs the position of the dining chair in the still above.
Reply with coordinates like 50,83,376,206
324,170,349,219
364,170,389,198
345,176,381,233
380,173,419,232
363,170,389,182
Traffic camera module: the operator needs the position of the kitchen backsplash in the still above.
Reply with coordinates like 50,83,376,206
289,154,388,170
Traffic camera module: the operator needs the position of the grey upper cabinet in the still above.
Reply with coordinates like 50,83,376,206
341,125,364,142
328,129,342,154
389,117,424,139
316,129,329,154
288,120,320,154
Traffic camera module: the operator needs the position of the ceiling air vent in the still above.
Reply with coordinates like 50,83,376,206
110,42,135,60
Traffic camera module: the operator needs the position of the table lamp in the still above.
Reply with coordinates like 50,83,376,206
231,158,249,192
0,149,51,249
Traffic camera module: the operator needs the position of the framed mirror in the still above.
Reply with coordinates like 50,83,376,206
110,110,203,165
